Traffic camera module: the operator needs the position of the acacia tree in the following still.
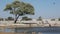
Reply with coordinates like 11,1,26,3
4,1,34,23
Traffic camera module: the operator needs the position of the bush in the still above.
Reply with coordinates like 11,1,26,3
21,16,32,21
58,18,60,21
7,17,14,20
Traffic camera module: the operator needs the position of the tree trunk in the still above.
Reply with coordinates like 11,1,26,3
14,15,19,23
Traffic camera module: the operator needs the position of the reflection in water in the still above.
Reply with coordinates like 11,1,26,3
43,33,60,34
0,27,60,34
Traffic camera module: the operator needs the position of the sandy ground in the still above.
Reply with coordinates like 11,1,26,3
0,24,60,28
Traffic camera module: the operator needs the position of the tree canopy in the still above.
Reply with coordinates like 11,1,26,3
4,1,34,23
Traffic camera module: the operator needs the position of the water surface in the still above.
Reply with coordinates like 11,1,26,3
0,27,60,34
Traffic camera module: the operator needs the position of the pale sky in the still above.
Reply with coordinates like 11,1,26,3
0,0,60,18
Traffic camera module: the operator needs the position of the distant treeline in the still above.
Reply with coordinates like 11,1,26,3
0,16,60,21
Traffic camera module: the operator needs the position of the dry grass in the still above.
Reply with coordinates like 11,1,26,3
0,32,15,34
0,32,26,34
0,32,42,34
